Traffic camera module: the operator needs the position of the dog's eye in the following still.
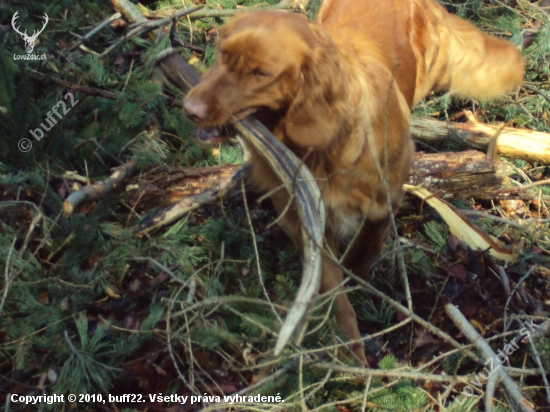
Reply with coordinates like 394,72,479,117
250,69,269,77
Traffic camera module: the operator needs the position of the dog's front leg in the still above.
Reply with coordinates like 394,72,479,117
321,235,367,365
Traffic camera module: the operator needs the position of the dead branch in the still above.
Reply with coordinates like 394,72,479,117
101,4,204,57
123,150,509,216
131,165,248,237
411,111,550,164
28,71,183,109
62,158,136,218
445,304,535,412
67,12,122,52
110,0,148,23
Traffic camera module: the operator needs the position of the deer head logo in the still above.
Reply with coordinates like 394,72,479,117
11,11,49,54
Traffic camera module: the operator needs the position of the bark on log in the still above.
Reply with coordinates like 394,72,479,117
123,164,239,211
122,150,508,213
408,150,510,199
411,111,550,164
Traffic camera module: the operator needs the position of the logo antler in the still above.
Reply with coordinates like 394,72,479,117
12,11,49,54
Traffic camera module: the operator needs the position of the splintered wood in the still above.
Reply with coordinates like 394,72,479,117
411,111,550,164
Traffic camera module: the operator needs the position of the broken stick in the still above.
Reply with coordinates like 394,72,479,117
411,111,550,164
62,158,136,218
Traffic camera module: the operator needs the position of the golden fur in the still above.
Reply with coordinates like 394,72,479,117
183,0,524,363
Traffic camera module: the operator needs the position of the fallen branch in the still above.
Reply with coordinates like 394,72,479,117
67,12,122,52
411,111,550,164
445,304,535,412
110,0,148,24
62,158,136,218
186,1,299,19
132,165,248,237
29,71,183,109
101,4,204,57
123,150,509,214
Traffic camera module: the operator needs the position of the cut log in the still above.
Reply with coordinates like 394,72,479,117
122,150,507,214
411,111,550,164
408,150,510,199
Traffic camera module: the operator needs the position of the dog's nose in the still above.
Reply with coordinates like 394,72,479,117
183,97,208,122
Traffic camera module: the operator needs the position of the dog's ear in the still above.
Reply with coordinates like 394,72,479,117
283,24,347,150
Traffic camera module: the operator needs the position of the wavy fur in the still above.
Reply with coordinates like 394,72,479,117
184,0,524,364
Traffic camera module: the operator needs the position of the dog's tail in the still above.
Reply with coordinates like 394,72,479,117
414,1,524,103
440,11,524,101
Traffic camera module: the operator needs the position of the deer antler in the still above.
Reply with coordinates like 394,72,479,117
11,11,28,39
11,12,48,41
30,13,49,40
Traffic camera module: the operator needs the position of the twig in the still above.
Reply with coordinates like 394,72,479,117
514,178,550,192
188,2,293,19
62,157,136,218
63,330,84,360
526,334,550,404
445,304,535,412
121,58,134,92
29,70,184,109
29,72,120,101
311,362,473,383
368,73,412,311
110,0,147,23
241,179,282,324
90,138,125,165
16,214,42,261
360,376,372,412
100,5,204,57
458,209,524,228
127,256,187,285
522,83,550,106
0,237,17,321
503,265,537,332
67,12,122,52
485,372,498,412
186,276,197,304
166,287,201,396
235,359,299,396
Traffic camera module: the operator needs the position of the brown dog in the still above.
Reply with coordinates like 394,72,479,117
183,0,524,364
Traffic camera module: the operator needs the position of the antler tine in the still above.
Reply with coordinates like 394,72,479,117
11,10,28,38
29,13,49,40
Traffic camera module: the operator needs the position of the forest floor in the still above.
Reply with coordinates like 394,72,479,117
1,0,550,411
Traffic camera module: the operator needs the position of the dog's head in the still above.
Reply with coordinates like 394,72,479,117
183,11,341,145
